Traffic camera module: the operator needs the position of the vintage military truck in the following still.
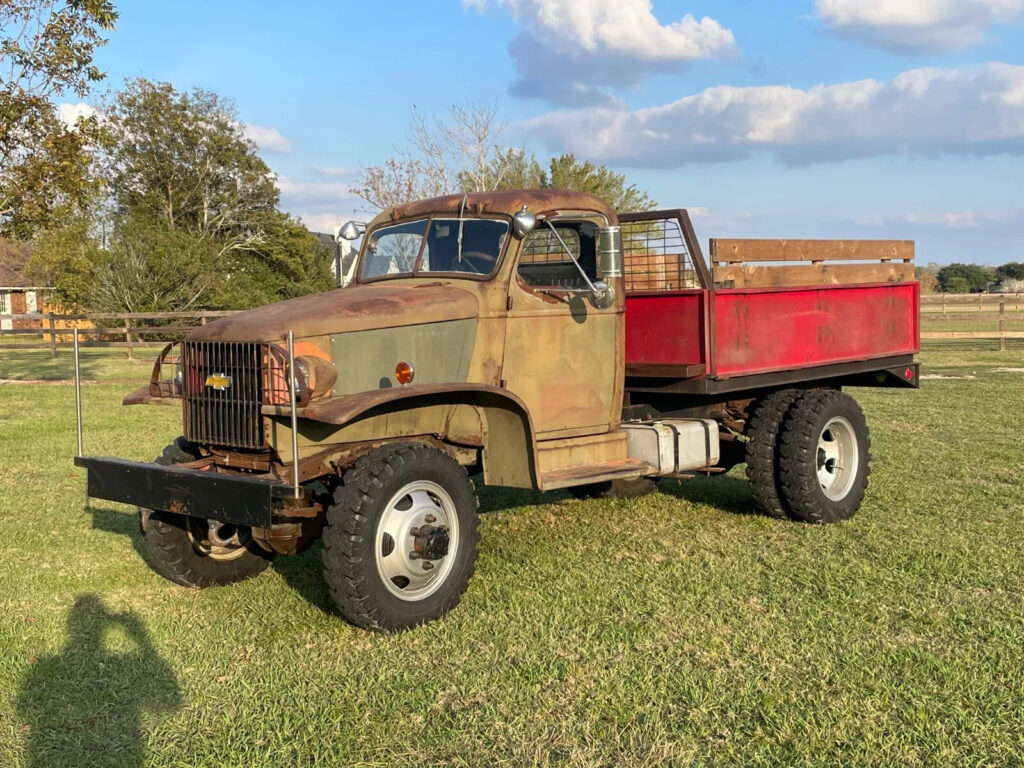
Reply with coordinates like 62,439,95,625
75,189,920,631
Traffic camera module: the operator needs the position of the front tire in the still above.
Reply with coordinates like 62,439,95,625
777,391,871,524
140,438,274,587
322,443,480,632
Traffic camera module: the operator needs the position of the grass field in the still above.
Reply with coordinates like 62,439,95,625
1,346,1023,767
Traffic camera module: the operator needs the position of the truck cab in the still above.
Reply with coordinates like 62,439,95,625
75,189,919,632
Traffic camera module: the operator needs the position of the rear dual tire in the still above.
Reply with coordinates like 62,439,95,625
746,390,870,524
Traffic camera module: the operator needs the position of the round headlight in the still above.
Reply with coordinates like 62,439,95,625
294,355,337,399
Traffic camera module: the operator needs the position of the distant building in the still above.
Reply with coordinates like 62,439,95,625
0,239,51,331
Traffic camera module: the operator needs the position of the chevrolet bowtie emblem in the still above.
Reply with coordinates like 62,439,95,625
205,373,231,391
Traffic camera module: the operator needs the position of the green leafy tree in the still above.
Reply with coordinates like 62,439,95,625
33,78,333,311
544,154,654,213
103,79,280,254
943,275,971,294
0,0,117,237
937,263,993,293
996,263,1024,282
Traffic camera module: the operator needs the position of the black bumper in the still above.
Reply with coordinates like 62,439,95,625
74,456,298,527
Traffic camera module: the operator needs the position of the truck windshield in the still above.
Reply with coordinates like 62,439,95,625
360,218,508,281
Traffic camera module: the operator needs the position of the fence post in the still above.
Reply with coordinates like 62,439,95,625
124,316,134,360
999,299,1006,352
201,313,208,326
48,314,57,358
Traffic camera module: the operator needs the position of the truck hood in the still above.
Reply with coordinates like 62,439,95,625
188,282,479,343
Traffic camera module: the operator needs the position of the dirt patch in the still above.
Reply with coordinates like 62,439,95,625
992,368,1024,374
920,374,977,381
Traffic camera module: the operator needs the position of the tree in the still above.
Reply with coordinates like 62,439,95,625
30,78,333,311
0,0,117,237
937,263,993,293
103,79,280,257
543,154,654,214
996,263,1024,282
943,276,970,294
353,103,656,214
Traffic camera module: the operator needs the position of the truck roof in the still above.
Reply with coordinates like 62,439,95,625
369,188,618,229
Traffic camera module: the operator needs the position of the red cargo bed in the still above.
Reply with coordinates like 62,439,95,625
619,210,920,393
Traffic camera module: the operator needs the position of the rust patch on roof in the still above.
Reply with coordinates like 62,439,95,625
368,188,618,230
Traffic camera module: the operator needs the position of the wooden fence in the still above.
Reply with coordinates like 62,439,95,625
1,293,1022,359
0,311,237,358
920,294,1024,349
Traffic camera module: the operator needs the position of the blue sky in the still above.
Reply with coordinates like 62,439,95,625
75,0,1024,264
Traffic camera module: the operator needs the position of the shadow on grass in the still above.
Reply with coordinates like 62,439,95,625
272,544,336,614
657,471,759,517
90,504,147,560
16,594,181,768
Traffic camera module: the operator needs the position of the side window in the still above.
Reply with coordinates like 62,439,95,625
621,217,701,292
517,221,597,289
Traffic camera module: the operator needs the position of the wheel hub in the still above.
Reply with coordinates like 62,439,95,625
375,480,460,601
816,416,859,501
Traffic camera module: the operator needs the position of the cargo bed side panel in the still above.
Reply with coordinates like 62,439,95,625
711,282,920,379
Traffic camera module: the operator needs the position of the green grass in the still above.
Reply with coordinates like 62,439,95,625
1,347,1023,767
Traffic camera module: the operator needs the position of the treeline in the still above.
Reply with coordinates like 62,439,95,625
916,263,1024,294
1,3,331,313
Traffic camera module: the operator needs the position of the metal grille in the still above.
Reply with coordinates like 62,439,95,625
622,218,700,292
182,341,267,449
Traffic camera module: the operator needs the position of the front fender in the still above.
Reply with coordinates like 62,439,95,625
263,384,539,489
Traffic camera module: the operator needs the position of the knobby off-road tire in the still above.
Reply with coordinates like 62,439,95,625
140,437,274,588
322,443,480,632
569,477,658,500
745,389,803,519
778,391,871,524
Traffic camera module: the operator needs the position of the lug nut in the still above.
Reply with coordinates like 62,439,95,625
409,551,421,560
422,562,434,571
425,514,436,523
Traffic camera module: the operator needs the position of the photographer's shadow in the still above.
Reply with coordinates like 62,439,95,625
16,594,181,768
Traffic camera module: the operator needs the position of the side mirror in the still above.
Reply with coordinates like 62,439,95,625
337,221,366,241
596,226,623,279
512,206,536,239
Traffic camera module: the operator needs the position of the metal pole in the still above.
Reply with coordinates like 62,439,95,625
287,330,301,498
73,327,83,457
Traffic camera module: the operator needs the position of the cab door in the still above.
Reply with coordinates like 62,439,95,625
501,218,623,439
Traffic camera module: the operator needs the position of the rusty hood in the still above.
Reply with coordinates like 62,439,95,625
187,281,479,342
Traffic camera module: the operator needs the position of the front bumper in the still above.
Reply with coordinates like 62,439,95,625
74,456,300,527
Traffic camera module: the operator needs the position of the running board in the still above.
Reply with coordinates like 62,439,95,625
540,459,654,491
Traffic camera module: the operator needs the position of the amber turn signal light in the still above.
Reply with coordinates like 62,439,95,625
395,361,415,385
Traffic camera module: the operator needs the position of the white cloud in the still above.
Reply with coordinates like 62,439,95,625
57,102,98,129
816,0,1024,53
463,0,735,105
275,175,363,234
526,62,1024,167
310,165,357,178
243,123,292,154
855,208,1023,229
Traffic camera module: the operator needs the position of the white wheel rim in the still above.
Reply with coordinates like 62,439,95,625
374,480,460,602
817,416,859,501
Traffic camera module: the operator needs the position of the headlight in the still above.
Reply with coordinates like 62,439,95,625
294,355,337,400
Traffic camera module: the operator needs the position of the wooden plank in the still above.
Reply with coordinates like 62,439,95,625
711,239,915,264
921,331,1024,339
713,262,914,289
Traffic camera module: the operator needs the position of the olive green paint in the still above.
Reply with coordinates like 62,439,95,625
329,318,476,395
